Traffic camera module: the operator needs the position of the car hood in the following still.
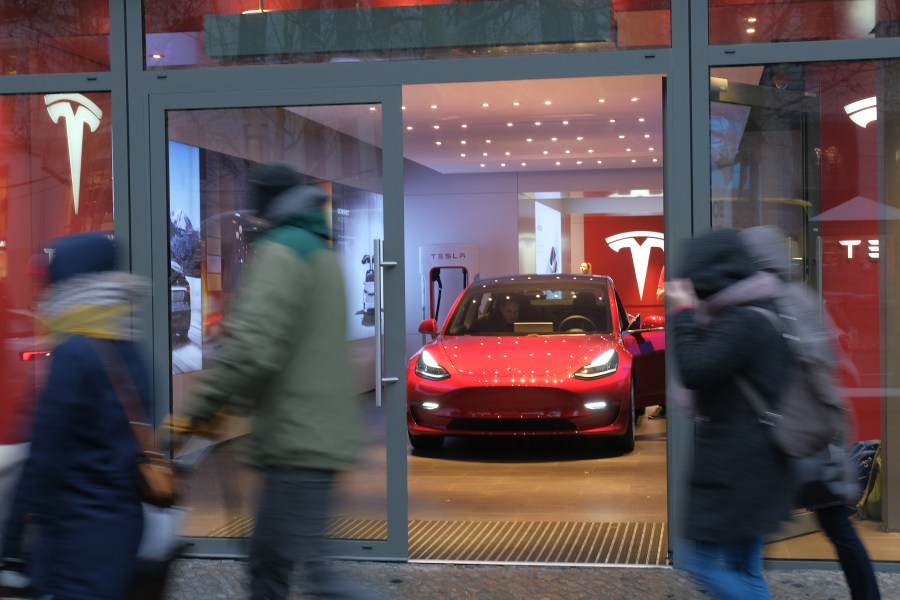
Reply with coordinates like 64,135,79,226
431,334,621,380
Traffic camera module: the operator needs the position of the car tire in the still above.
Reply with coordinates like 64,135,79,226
408,432,444,452
614,385,636,454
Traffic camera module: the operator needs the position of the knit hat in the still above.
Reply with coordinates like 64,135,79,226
247,162,304,218
47,232,116,285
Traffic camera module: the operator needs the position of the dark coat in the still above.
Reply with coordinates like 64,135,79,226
17,336,151,599
672,229,793,542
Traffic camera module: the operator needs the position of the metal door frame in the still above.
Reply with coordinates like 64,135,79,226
146,86,409,560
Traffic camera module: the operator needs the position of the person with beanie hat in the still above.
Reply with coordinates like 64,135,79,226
178,162,367,599
669,228,793,600
2,232,152,600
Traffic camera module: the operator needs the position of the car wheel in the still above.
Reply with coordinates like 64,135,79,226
614,385,636,454
408,432,444,452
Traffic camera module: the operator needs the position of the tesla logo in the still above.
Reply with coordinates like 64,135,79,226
839,239,879,260
431,252,466,260
606,231,665,299
45,93,103,215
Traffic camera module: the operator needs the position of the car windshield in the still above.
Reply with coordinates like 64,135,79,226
446,278,613,336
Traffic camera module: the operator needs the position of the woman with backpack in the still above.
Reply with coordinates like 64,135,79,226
669,228,794,600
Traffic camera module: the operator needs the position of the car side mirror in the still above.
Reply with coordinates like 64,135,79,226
418,318,439,338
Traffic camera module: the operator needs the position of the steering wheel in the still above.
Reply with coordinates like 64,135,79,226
558,314,596,333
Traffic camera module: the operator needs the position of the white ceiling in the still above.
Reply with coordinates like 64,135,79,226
290,74,664,175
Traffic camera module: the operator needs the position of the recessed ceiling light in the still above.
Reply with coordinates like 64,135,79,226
609,119,616,123
649,147,654,151
618,135,625,139
639,117,645,122
598,98,605,103
631,97,639,102
652,158,658,163
644,134,651,138
406,126,413,130
748,17,757,23
565,150,571,154
542,150,549,155
460,153,466,157
431,105,438,109
483,152,488,156
555,161,561,166
505,151,510,156
480,163,486,167
534,121,542,126
526,138,533,142
482,102,490,107
521,162,526,166
485,139,491,143
401,106,406,110
461,124,468,128
576,161,583,165
501,163,506,167
626,148,632,152
588,149,594,153
746,28,756,33
576,136,584,141
631,159,637,163
433,125,440,129
551,137,558,141
369,106,376,111
150,53,164,59
435,141,442,145
544,100,552,105
513,101,520,106
562,120,569,125
460,140,467,145
597,160,602,164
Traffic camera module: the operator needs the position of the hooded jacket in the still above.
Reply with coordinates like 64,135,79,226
671,228,793,542
187,184,361,471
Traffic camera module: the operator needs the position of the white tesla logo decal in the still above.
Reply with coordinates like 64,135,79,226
45,93,103,215
605,231,665,299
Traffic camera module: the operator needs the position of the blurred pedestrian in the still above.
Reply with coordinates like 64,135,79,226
5,232,152,600
174,163,365,600
669,228,793,600
740,225,880,600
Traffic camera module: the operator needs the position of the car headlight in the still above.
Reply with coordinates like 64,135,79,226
415,350,450,380
574,349,618,380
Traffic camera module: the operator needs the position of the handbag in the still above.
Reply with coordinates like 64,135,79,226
792,443,858,508
91,340,179,508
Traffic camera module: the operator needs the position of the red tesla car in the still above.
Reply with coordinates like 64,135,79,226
407,275,665,453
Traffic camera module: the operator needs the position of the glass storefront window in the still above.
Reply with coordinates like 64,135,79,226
0,1,111,75
144,0,671,70
709,0,898,45
709,59,897,559
0,91,113,446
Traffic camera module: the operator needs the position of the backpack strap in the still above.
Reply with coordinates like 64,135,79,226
737,305,785,428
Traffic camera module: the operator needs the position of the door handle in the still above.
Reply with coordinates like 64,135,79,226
373,240,397,407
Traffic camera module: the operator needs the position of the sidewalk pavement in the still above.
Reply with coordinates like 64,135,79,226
165,558,900,599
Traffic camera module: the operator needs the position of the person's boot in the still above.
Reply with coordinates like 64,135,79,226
0,557,30,597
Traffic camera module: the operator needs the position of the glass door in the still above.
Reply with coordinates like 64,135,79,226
150,88,407,560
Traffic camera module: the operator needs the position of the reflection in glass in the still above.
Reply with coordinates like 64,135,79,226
709,60,899,560
167,105,386,541
144,0,671,69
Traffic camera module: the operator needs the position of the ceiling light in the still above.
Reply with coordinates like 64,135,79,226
652,158,658,163
521,162,527,166
626,148,631,152
513,101,520,106
505,151,510,156
150,53,164,59
609,119,616,123
501,163,506,167
845,97,877,127
526,138,533,142
649,147,654,151
461,140,467,144
461,124,468,128
638,117,645,122
433,125,440,129
482,103,490,107
507,122,513,127
435,141,442,145
431,105,438,109
483,152,488,156
551,137,558,141
598,99,605,103
406,126,413,130
242,1,269,13
576,136,584,141
588,149,594,153
565,150,571,154
631,97,639,102
542,150,549,155
369,106,376,111
631,159,637,163
746,28,756,33
748,17,757,23
460,153,466,157
401,106,406,110
555,161,561,166
562,120,569,125
644,134,650,138
534,121,542,126
597,160,602,164
544,100,552,105
618,135,625,139
485,139,491,143
480,164,486,168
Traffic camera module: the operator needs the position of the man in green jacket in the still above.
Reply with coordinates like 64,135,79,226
182,163,364,599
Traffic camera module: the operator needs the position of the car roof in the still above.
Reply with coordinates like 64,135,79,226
471,274,612,286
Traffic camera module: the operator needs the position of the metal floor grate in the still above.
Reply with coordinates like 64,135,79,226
207,519,668,566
